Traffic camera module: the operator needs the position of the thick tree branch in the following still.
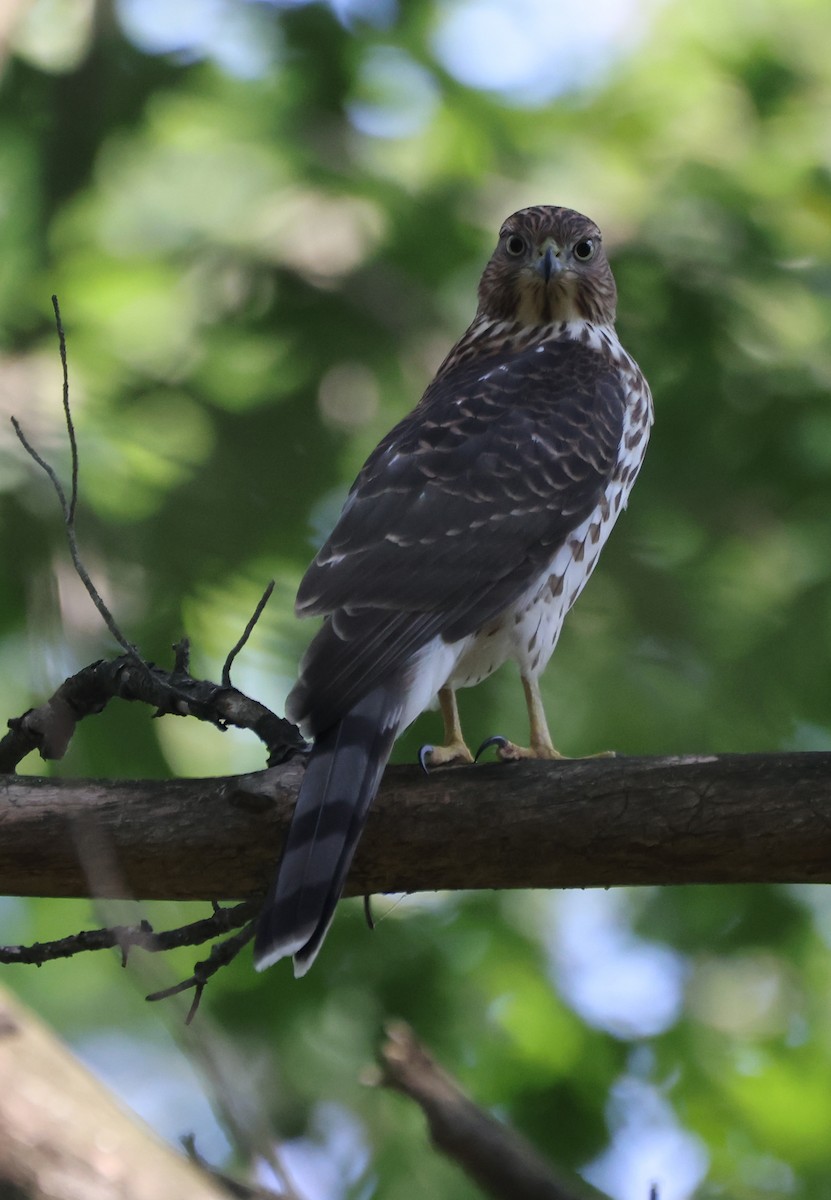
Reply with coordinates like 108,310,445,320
2,751,831,901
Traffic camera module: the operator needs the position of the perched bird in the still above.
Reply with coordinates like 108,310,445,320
254,205,653,975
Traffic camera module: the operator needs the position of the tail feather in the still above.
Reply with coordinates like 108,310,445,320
253,680,401,975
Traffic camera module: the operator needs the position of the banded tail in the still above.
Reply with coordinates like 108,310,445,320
253,680,402,976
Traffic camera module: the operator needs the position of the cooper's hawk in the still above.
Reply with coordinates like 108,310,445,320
255,205,653,975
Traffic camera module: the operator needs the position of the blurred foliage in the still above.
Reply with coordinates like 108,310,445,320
2,0,831,1196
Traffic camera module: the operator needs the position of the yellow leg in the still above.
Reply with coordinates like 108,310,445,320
422,687,474,768
495,675,616,762
496,675,565,761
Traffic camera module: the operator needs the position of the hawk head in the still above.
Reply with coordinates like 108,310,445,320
477,206,618,328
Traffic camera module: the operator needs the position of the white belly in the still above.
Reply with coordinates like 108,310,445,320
446,501,606,691
399,352,651,730
446,425,645,692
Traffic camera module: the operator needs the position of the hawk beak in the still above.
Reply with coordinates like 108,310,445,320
535,241,562,283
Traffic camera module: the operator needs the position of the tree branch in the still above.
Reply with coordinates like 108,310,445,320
0,652,305,773
1,751,831,902
0,983,234,1199
0,902,256,966
373,1021,606,1200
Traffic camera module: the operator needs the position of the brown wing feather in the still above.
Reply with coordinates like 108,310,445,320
289,337,626,734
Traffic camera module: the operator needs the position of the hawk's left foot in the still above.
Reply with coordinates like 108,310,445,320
477,674,618,763
475,734,617,762
475,734,565,762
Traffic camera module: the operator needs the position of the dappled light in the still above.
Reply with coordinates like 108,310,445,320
2,0,831,1196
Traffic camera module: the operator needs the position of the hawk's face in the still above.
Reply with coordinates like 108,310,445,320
477,206,618,328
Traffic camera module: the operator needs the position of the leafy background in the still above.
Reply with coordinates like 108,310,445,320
2,0,831,1196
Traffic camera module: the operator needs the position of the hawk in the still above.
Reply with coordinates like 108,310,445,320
255,205,653,975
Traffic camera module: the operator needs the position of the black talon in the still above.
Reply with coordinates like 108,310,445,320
418,744,434,775
474,734,509,763
363,894,375,931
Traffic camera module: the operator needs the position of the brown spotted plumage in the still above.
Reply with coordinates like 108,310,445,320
254,205,653,975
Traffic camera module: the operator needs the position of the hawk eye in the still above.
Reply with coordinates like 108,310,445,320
573,238,595,262
505,234,526,257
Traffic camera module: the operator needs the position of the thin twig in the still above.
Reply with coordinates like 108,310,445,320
51,294,78,523
10,416,69,519
11,301,143,662
0,902,258,967
146,921,257,1023
63,501,141,659
182,1136,284,1200
12,410,128,653
222,580,275,688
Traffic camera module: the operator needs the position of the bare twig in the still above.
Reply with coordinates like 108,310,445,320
13,416,136,657
0,901,257,967
373,1022,608,1200
0,919,155,966
11,298,141,661
10,416,70,518
146,922,257,1023
0,899,260,1023
182,1137,285,1200
222,580,275,688
51,294,78,522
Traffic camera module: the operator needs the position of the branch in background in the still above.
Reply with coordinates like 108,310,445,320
146,922,257,1023
0,901,259,1022
0,901,257,967
372,1021,608,1200
223,581,275,689
182,1137,284,1200
0,983,234,1200
0,648,305,774
5,299,304,776
11,295,142,662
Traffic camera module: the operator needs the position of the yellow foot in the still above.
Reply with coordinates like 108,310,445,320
419,740,475,771
494,738,566,762
476,735,616,762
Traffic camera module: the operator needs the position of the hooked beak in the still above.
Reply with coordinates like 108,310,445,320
535,241,562,283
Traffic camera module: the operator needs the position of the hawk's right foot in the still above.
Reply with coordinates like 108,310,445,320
419,686,475,772
418,740,475,773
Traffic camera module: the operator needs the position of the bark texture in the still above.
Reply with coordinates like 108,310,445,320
1,751,830,901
